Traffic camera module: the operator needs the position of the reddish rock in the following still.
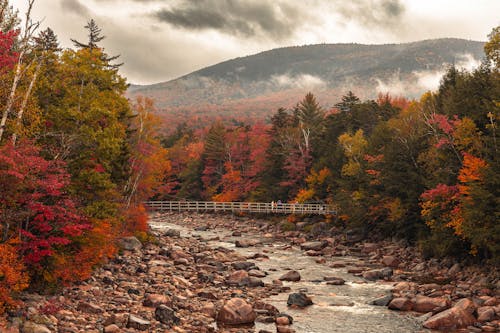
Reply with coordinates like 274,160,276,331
143,293,171,307
104,324,121,333
77,302,104,314
201,302,216,318
413,295,449,313
276,316,290,325
216,298,256,326
454,298,476,314
362,243,379,253
388,297,413,311
423,307,476,330
279,270,301,282
483,297,497,306
381,255,400,268
226,270,249,285
277,326,296,333
477,306,495,322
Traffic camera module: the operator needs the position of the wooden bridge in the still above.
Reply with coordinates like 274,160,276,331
145,201,336,215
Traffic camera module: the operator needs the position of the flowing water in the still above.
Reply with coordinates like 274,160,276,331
150,220,430,333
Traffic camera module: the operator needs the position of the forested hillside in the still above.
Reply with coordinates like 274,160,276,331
129,39,485,127
158,28,499,263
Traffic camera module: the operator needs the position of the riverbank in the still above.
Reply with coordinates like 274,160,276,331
2,212,498,332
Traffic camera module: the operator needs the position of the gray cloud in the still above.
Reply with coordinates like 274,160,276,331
335,0,405,29
152,0,301,40
60,0,92,17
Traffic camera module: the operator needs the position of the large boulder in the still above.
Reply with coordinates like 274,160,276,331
423,307,476,330
388,297,413,311
216,298,256,326
413,295,449,313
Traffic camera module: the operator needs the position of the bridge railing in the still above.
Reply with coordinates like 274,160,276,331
144,201,336,215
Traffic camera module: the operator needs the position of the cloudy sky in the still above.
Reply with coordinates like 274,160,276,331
11,0,500,84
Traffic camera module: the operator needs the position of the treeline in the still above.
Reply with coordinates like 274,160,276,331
161,28,499,263
0,4,166,312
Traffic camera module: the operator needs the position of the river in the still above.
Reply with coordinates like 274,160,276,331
150,218,430,333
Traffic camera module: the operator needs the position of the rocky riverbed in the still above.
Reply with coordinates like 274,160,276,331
2,212,499,332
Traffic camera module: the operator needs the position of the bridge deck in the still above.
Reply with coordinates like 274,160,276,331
145,201,335,215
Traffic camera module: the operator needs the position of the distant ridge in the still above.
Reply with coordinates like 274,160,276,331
128,38,485,125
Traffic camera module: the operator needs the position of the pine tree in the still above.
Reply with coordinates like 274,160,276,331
71,19,122,68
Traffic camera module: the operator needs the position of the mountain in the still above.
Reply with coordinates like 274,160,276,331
128,38,485,125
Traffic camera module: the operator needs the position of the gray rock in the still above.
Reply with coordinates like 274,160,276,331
287,292,313,308
279,270,301,282
118,236,142,251
235,239,261,247
363,268,393,281
163,228,181,237
300,241,328,251
155,305,180,326
127,314,151,330
370,294,393,306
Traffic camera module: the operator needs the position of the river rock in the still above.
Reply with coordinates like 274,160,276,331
388,297,413,311
163,228,181,237
216,298,256,326
127,315,151,330
413,295,449,313
243,276,265,287
201,302,216,318
423,307,476,329
103,324,121,333
279,271,301,282
454,298,476,314
235,239,261,247
477,306,495,322
77,302,104,314
118,236,142,251
300,241,328,251
143,293,171,307
362,243,379,253
254,301,280,317
276,313,293,325
447,263,461,276
155,305,180,326
363,268,393,281
248,269,266,278
287,293,313,308
277,326,296,333
21,322,51,333
226,270,249,285
324,276,345,285
231,261,256,271
381,256,400,268
370,294,393,306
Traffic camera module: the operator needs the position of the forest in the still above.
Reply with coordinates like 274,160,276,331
0,0,498,317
